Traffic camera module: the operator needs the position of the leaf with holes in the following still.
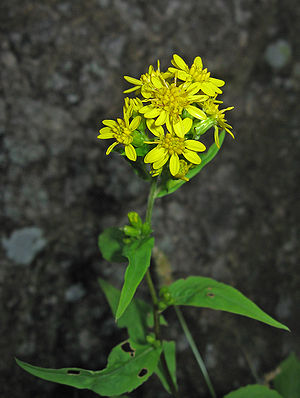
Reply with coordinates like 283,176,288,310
16,339,162,396
273,353,300,398
166,276,289,331
156,130,225,198
98,227,127,263
224,384,283,398
116,237,154,320
155,341,177,394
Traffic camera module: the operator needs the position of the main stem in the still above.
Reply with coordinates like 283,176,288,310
145,179,179,398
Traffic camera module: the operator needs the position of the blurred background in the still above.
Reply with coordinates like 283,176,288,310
1,0,299,397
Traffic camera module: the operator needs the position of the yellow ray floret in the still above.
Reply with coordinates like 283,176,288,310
168,54,225,97
98,101,141,161
144,117,206,176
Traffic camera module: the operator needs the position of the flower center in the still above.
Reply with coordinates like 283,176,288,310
152,84,189,120
112,123,133,145
190,66,210,83
161,133,185,155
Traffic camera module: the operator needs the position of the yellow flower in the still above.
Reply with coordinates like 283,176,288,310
174,159,192,181
139,75,207,136
123,60,164,98
202,98,234,147
98,102,141,161
144,117,206,176
169,54,225,97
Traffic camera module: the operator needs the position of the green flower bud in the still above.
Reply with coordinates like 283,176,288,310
123,225,140,237
194,117,216,138
128,211,142,228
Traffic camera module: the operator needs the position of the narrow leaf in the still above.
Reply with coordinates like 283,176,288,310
224,385,283,398
167,276,289,331
273,353,300,398
16,339,162,396
156,130,225,198
116,237,154,320
155,341,177,393
98,227,127,263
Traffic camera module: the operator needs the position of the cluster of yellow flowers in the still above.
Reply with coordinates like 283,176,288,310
98,55,234,180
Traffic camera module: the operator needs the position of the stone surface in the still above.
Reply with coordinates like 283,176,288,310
0,0,299,397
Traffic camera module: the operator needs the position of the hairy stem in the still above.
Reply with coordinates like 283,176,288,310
174,306,216,398
145,178,179,398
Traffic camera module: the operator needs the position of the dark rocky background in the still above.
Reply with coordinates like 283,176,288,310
1,0,299,397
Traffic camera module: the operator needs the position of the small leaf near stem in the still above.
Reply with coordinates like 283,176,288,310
144,178,179,398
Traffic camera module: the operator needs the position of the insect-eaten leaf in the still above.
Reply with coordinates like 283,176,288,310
98,227,127,263
156,130,225,198
273,353,300,398
165,276,289,331
224,384,283,398
115,236,154,320
16,338,162,397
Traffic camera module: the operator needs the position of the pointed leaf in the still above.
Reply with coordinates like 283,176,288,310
155,341,177,393
224,384,283,398
16,339,162,396
116,237,154,320
166,276,289,331
156,130,225,198
98,227,127,262
273,353,300,398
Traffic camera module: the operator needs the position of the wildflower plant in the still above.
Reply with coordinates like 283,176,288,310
17,55,289,397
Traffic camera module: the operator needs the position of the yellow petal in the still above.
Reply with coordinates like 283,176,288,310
185,140,206,152
185,105,206,120
174,119,185,138
98,131,114,139
123,86,140,94
193,56,203,69
225,127,235,139
146,119,164,137
169,153,180,176
151,76,164,89
102,120,117,128
124,76,142,85
201,82,217,96
144,146,166,163
182,117,193,135
209,77,225,87
153,154,169,169
155,110,167,126
186,82,202,96
129,116,141,131
139,105,152,114
172,54,189,71
125,144,137,161
144,108,161,118
183,150,201,164
106,141,118,155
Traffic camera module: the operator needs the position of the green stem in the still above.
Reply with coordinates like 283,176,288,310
174,306,216,398
144,178,179,398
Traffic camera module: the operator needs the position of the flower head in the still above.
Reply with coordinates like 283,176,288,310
98,101,141,161
144,117,206,176
169,54,225,97
202,98,234,147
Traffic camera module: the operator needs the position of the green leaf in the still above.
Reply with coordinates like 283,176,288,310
166,276,289,331
116,237,154,320
155,341,177,394
99,278,153,343
16,339,162,396
273,353,300,398
98,227,127,263
156,130,225,198
224,384,283,398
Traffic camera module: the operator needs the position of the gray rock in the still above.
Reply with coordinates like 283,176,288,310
65,284,86,302
2,227,46,265
264,39,292,69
